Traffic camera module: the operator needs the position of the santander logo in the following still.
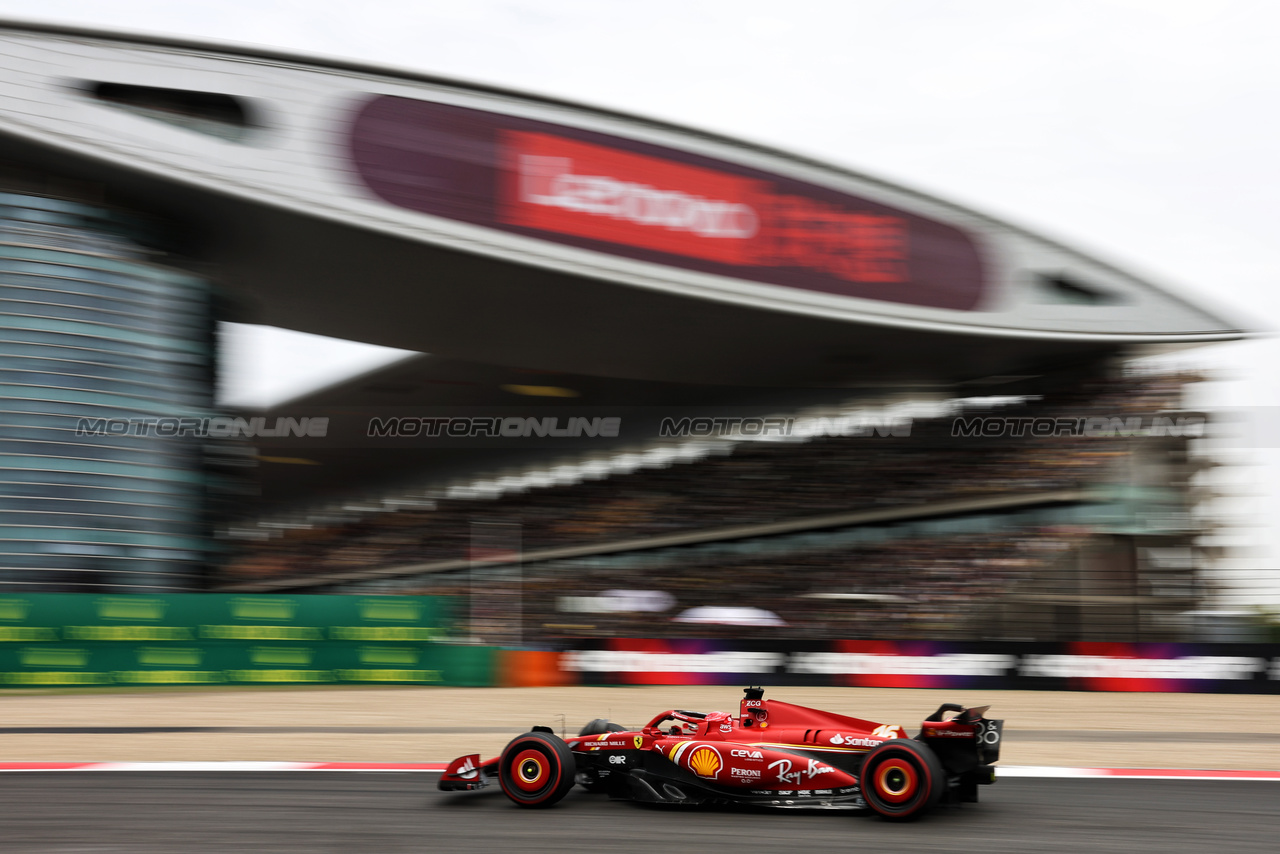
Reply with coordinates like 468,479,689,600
829,733,881,748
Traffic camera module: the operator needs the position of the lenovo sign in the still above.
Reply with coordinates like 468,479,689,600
349,97,985,310
507,133,761,260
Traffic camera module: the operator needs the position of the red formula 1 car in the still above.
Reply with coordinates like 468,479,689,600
439,687,1002,820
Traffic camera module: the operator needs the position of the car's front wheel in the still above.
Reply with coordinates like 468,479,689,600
859,739,945,820
497,731,577,808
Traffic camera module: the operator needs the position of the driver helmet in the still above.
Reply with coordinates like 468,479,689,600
704,711,733,732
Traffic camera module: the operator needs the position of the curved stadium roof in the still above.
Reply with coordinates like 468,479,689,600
0,18,1246,394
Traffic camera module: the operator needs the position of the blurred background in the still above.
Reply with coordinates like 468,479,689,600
1,0,1278,665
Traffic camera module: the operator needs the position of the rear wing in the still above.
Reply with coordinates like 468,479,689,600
917,704,1003,768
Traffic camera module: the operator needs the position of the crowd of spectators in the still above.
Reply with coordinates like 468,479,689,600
514,529,1091,642
221,369,1194,592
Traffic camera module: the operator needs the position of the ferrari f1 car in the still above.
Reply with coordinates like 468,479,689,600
439,687,1002,820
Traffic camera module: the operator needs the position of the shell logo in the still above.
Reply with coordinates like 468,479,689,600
688,746,722,779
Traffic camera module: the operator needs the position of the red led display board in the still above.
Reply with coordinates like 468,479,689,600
348,96,986,310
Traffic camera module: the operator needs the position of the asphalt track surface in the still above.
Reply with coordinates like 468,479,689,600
0,773,1276,854
5,726,1280,741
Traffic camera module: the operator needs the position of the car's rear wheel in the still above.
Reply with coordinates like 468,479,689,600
860,739,945,820
498,732,577,808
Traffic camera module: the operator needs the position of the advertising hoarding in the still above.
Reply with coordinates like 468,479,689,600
0,593,493,687
349,97,987,310
561,639,1280,693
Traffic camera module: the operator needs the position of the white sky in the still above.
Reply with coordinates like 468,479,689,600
3,1,1277,590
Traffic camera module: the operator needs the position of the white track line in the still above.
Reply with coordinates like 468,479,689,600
0,762,447,772
997,766,1280,781
0,762,1275,779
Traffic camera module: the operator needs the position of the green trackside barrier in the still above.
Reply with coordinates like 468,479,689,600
0,593,496,687
436,644,498,688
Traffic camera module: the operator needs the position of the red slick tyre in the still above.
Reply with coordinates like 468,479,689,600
860,739,945,820
498,732,577,808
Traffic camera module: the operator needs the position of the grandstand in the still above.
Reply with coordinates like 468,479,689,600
0,20,1250,643
222,367,1214,643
